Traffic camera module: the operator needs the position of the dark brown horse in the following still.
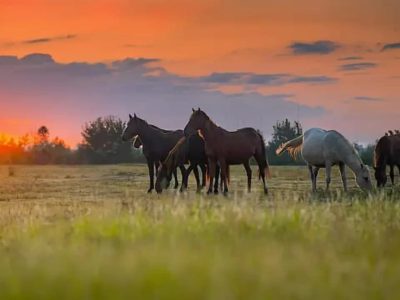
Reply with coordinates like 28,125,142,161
132,136,179,188
183,108,270,195
122,114,185,192
155,134,223,193
374,132,400,187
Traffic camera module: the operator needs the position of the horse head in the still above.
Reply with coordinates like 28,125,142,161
122,113,142,141
184,108,209,137
355,164,373,191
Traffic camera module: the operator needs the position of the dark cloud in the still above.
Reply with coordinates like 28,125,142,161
22,34,77,44
0,53,326,145
201,72,336,86
112,58,160,71
20,53,55,64
288,40,340,55
288,76,336,84
381,42,400,51
339,62,377,71
338,56,363,61
353,96,383,102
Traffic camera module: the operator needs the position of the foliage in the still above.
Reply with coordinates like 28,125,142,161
267,119,304,165
78,116,144,164
354,143,374,166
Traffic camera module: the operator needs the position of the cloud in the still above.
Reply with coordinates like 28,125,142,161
22,34,77,44
353,96,383,102
339,62,377,71
0,53,326,145
200,72,336,86
288,40,340,55
381,42,400,51
338,56,363,61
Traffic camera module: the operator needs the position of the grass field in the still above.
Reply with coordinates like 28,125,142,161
0,164,399,299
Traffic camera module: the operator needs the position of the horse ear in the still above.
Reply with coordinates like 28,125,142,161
134,113,137,118
129,114,133,119
360,164,364,169
192,108,195,112
197,107,200,111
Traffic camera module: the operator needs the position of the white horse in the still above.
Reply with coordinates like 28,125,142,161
276,128,372,192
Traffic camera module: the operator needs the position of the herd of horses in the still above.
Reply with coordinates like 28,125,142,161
121,108,400,194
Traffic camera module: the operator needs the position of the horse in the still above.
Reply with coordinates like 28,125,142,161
183,108,270,195
132,135,179,189
374,132,400,187
122,113,185,193
155,134,213,193
276,128,372,192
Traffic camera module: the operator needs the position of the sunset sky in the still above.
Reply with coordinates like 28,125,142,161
0,0,399,146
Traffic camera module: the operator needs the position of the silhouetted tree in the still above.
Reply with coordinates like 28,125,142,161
79,116,140,164
354,143,374,166
267,119,304,165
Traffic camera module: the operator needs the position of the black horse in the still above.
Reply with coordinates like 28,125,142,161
132,135,179,189
155,134,222,193
122,114,185,193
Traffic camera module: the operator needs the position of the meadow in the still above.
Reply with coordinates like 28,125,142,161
0,164,399,299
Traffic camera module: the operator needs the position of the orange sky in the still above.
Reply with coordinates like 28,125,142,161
0,0,399,145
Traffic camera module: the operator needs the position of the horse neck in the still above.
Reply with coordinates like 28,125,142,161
137,122,161,145
200,119,222,142
343,150,363,174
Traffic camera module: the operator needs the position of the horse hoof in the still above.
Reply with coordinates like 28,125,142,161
213,190,219,195
174,185,179,190
223,191,228,196
264,189,268,195
147,189,153,193
207,190,213,195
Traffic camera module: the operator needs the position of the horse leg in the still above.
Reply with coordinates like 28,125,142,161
214,164,220,194
308,164,316,192
155,161,160,176
173,169,179,189
254,155,268,194
199,163,207,188
207,159,217,195
390,165,395,186
219,159,229,195
147,160,155,193
243,161,252,192
179,165,186,190
339,163,347,192
180,164,191,192
192,164,201,193
325,162,332,191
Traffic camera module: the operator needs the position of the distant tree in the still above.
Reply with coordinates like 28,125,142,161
267,119,304,165
353,143,374,166
37,126,49,143
79,116,139,164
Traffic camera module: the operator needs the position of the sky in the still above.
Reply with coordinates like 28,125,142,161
0,0,399,146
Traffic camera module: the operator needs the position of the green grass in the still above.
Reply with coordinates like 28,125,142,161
0,165,399,299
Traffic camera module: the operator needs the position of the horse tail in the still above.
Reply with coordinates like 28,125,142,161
256,131,271,179
276,135,304,159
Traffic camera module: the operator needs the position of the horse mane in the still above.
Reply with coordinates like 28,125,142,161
374,135,389,168
163,137,186,172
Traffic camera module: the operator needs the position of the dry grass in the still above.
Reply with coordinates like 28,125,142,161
0,164,399,299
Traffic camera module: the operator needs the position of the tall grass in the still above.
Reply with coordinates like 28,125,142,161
0,165,399,299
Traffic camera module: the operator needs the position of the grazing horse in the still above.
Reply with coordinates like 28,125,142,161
276,128,372,192
374,132,400,187
133,136,179,188
122,114,185,193
155,135,215,193
183,108,270,195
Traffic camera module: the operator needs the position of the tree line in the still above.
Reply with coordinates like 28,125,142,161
0,116,374,165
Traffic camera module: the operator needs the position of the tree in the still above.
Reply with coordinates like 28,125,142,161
267,119,304,165
353,143,374,166
79,116,138,164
